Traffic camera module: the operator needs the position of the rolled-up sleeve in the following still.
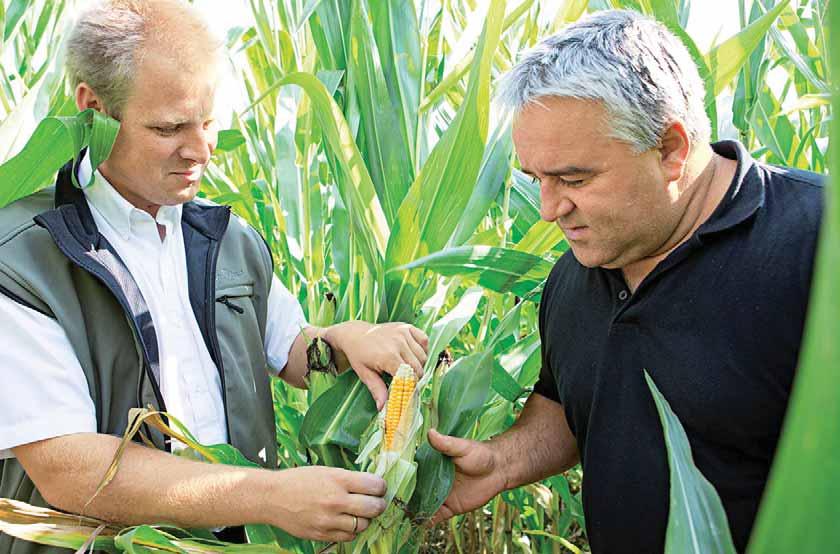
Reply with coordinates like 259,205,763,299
0,293,97,459
264,274,308,375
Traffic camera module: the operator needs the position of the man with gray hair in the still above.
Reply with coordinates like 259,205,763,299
0,1,431,551
429,9,824,553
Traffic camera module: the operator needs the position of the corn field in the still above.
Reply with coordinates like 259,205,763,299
0,0,838,553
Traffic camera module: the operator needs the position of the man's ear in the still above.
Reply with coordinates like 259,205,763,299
658,121,691,183
75,82,105,113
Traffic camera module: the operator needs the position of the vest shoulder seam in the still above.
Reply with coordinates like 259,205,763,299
0,220,41,248
0,282,54,318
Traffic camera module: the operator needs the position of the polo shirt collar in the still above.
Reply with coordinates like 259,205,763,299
696,140,766,238
78,150,182,241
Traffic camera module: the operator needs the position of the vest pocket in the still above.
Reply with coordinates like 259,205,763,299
216,284,254,314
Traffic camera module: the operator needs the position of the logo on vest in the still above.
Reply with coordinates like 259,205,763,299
216,268,246,283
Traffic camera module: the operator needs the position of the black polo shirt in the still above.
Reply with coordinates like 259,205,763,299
534,141,824,554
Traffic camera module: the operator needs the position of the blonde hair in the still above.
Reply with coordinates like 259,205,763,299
65,0,222,118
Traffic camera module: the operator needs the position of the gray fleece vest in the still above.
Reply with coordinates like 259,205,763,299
0,161,278,553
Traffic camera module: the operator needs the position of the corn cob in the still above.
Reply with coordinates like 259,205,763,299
384,365,417,451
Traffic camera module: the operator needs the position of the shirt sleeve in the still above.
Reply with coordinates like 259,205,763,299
532,278,561,403
264,274,308,375
0,293,97,459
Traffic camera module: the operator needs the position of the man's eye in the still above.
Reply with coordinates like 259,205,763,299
560,177,585,187
154,126,179,135
529,175,540,186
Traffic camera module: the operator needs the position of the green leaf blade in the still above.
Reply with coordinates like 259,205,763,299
644,371,737,554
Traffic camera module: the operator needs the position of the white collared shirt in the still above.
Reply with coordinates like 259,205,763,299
0,156,306,458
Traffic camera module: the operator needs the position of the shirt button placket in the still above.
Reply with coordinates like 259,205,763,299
618,289,629,301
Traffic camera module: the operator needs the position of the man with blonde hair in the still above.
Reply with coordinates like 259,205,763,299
430,10,824,553
0,1,429,551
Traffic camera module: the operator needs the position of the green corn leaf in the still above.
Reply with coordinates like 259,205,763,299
497,331,541,386
732,0,769,136
450,115,514,247
422,287,483,374
369,0,421,172
115,525,185,553
115,524,295,553
215,129,246,152
348,0,414,225
746,4,840,549
2,0,26,42
644,371,737,554
32,1,55,47
407,442,454,520
393,245,552,298
778,93,831,116
505,169,542,239
551,0,589,29
384,0,506,322
299,369,377,457
437,350,494,438
0,499,119,553
0,66,61,163
514,220,567,256
491,358,528,403
751,87,809,168
419,0,536,113
409,349,494,519
0,108,120,208
654,15,718,139
649,0,680,28
521,530,582,554
242,71,389,278
245,523,314,553
704,0,790,97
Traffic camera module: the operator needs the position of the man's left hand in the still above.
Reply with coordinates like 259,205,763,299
325,321,429,410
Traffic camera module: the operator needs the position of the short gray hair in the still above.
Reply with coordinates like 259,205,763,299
65,0,221,118
496,10,711,152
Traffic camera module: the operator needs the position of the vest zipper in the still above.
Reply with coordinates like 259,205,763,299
35,216,169,425
217,296,245,314
206,240,233,444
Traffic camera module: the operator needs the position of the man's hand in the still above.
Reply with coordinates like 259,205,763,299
426,394,579,526
271,466,387,543
15,433,387,543
325,321,429,409
426,428,508,525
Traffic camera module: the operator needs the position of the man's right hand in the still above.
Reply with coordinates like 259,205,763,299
270,466,387,543
425,394,579,526
426,428,508,525
14,433,388,543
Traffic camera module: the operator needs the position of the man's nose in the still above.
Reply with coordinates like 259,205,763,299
179,126,216,165
539,183,575,222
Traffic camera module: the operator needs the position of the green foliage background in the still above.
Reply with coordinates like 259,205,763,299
0,0,835,553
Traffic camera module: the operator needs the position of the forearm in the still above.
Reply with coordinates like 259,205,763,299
489,393,579,491
15,433,282,528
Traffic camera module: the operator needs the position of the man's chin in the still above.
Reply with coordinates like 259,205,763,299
569,246,617,269
167,183,201,205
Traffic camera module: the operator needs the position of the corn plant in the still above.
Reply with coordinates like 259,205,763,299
0,0,835,553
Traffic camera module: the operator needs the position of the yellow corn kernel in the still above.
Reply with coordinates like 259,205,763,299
384,365,417,451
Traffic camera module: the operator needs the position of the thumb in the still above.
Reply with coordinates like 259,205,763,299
428,428,472,458
356,365,388,410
